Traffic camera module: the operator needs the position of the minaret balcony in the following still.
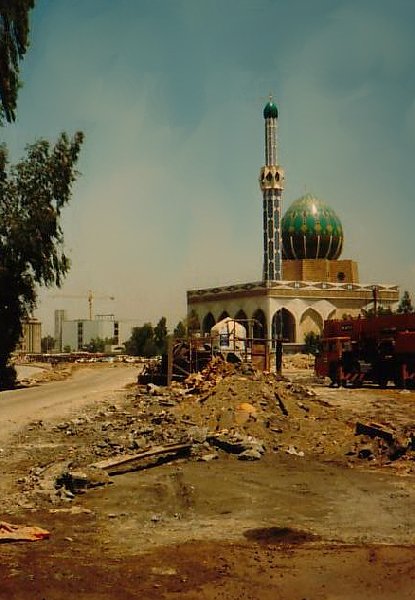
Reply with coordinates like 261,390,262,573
259,166,285,191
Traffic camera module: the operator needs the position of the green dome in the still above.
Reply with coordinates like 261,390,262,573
282,193,343,260
263,101,278,119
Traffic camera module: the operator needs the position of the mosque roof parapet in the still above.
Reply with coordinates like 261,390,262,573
187,280,399,299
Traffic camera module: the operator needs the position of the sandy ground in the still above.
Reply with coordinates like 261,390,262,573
1,359,415,599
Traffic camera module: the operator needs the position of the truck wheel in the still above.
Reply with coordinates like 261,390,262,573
328,363,340,387
378,377,388,388
394,373,405,389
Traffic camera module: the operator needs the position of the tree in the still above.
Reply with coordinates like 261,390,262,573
397,290,414,314
304,331,320,356
0,131,84,387
0,0,36,123
173,320,186,339
361,306,393,317
125,323,158,357
154,316,168,353
85,337,116,352
41,335,54,353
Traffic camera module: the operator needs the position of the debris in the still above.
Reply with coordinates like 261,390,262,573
147,383,164,396
286,446,304,457
91,442,193,474
234,403,257,425
355,422,395,444
0,522,50,543
275,392,289,416
187,426,208,444
56,467,111,494
198,453,219,462
49,507,93,515
358,447,375,460
238,448,262,461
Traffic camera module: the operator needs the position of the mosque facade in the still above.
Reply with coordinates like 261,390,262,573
187,101,399,345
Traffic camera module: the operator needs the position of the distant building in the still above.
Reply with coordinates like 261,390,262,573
54,309,67,352
187,100,399,345
58,312,138,352
18,317,42,354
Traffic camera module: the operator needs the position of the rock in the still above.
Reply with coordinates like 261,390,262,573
187,426,208,444
238,448,262,460
147,383,164,396
358,447,374,460
56,467,111,494
234,403,257,425
198,453,219,462
286,446,304,457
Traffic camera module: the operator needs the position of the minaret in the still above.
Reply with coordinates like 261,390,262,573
259,98,284,281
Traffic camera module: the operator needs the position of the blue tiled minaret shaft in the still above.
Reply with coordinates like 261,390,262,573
259,100,284,281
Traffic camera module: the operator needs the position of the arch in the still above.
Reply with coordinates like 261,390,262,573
202,312,215,334
187,309,200,334
272,308,296,343
218,310,230,322
299,308,323,341
234,309,248,326
252,309,266,339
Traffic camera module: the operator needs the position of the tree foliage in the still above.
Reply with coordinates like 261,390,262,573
125,317,169,357
361,305,393,317
173,320,186,338
304,331,320,356
0,0,35,123
86,337,115,353
154,316,168,353
0,131,84,387
397,290,414,314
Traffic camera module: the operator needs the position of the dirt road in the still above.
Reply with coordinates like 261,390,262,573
1,362,415,599
0,364,138,445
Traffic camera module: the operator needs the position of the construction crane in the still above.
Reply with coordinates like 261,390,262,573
52,290,115,320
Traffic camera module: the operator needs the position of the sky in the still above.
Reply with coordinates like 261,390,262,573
2,0,415,335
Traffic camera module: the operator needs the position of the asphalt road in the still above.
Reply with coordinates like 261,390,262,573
0,365,138,446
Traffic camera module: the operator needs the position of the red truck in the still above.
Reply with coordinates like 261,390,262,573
315,314,415,388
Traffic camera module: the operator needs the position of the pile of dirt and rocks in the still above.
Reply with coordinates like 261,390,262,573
3,356,415,513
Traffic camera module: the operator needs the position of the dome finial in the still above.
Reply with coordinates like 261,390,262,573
263,94,278,119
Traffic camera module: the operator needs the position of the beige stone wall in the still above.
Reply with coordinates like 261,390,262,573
282,258,359,283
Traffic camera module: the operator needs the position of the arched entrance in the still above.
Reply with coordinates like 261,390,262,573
202,312,215,334
234,309,248,325
218,310,230,322
299,308,323,341
272,309,296,342
252,309,266,340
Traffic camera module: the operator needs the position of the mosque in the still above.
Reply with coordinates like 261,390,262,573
186,100,399,345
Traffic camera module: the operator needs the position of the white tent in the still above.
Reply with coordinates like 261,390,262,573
210,317,246,353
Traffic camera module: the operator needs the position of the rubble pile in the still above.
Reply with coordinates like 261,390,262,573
3,356,415,511
283,353,315,371
348,421,415,467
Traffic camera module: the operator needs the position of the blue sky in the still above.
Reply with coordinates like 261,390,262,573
3,0,415,334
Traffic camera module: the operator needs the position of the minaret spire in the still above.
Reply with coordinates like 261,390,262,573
259,97,284,281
